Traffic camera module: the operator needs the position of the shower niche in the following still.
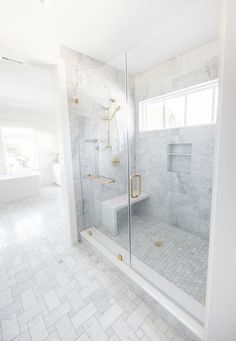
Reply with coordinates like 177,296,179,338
167,143,192,174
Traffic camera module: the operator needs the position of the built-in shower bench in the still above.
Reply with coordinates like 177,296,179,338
101,192,149,235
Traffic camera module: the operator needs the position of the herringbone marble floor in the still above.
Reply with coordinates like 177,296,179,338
0,186,184,341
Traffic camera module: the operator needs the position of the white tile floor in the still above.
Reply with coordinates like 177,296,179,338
0,186,184,341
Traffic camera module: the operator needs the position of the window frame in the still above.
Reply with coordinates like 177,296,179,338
139,79,218,132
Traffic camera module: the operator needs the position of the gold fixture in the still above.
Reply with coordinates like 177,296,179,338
130,173,141,198
104,98,121,148
154,240,164,247
72,98,79,104
88,230,93,236
112,157,120,167
85,174,116,184
117,254,123,261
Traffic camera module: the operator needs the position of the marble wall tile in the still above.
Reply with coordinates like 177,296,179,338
134,41,218,239
61,46,134,231
62,39,218,239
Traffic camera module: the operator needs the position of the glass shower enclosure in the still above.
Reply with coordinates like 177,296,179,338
66,23,218,326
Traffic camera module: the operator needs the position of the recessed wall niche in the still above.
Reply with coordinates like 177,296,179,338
167,143,192,174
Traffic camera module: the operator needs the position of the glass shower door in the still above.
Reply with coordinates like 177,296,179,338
75,52,132,266
126,33,218,312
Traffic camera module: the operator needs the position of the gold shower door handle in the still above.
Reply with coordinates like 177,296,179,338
130,173,141,198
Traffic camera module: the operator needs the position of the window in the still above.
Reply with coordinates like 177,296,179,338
142,101,164,131
0,127,37,173
139,80,218,131
165,95,185,128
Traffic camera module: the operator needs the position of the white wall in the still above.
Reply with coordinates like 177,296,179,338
204,1,236,340
0,59,58,186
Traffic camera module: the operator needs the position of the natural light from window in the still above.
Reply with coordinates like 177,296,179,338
139,80,218,132
0,127,37,173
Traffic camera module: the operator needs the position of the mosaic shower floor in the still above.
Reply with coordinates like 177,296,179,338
100,214,209,304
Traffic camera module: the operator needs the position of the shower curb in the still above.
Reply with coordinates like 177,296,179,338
81,228,203,341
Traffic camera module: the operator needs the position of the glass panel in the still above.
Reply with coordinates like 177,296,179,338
63,49,131,264
165,95,185,128
90,55,130,264
126,13,219,319
186,88,214,126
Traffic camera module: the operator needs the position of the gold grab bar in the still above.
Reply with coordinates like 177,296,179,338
130,173,141,198
85,174,116,184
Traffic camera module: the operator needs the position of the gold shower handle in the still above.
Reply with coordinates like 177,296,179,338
130,173,141,198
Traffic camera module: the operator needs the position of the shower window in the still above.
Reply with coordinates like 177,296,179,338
139,80,218,131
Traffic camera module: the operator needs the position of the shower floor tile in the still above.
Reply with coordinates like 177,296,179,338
100,214,209,304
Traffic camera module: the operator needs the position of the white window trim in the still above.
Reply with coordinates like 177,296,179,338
139,79,219,132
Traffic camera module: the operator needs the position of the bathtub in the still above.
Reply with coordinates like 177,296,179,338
0,170,40,203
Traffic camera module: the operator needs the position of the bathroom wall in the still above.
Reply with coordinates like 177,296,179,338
133,40,218,238
62,47,135,230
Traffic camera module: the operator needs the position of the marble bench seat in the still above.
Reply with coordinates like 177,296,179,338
101,192,149,235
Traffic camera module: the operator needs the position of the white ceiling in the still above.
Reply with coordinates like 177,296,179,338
0,0,220,74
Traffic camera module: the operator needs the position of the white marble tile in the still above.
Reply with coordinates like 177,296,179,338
56,315,78,341
0,279,16,293
18,302,47,326
44,301,71,327
71,302,97,329
83,316,108,341
80,280,100,299
28,314,48,341
112,317,132,339
35,271,49,286
99,303,123,330
56,279,78,299
20,288,37,310
141,318,168,341
13,330,31,341
43,290,60,311
44,331,61,341
77,333,90,341
74,272,91,288
0,288,13,309
54,270,70,287
66,290,85,312
1,314,20,341
127,303,150,331
0,299,22,320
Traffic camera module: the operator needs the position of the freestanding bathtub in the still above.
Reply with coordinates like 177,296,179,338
0,170,40,203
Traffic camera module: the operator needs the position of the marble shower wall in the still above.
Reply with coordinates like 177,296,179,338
62,39,218,239
61,47,135,230
133,40,218,239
